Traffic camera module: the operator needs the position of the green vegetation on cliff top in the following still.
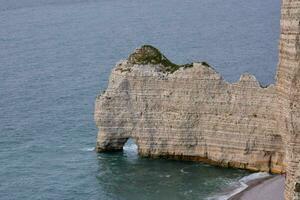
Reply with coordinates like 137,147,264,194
128,45,196,73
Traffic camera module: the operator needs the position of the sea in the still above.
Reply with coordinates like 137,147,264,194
0,0,280,199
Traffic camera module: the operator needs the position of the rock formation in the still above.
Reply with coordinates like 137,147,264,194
95,0,300,199
276,0,300,199
95,45,285,173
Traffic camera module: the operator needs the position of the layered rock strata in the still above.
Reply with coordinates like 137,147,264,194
276,0,300,199
95,1,300,199
95,46,285,173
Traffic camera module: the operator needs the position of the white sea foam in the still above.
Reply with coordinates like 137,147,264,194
207,172,271,200
123,143,138,152
159,174,171,178
123,139,138,153
239,172,270,182
81,147,95,152
180,168,189,174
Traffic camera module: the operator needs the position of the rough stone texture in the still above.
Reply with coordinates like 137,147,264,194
276,0,300,199
95,1,300,199
95,47,285,173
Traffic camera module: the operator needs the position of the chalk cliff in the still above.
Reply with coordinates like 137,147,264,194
276,0,300,199
95,0,300,199
95,46,284,173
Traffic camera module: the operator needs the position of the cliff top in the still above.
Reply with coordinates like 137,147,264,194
128,45,196,73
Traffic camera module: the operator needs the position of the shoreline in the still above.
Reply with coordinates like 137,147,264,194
229,175,284,200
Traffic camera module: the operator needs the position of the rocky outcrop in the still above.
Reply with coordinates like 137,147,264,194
95,45,285,173
276,0,300,199
95,1,300,199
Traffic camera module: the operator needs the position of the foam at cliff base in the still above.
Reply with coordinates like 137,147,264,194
123,139,138,152
80,147,95,152
207,172,271,200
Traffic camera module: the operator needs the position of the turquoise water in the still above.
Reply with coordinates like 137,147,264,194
0,0,280,199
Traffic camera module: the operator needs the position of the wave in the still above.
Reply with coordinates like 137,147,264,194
207,172,271,200
239,172,270,183
123,144,138,152
80,147,95,152
180,168,189,174
123,139,138,153
159,174,171,178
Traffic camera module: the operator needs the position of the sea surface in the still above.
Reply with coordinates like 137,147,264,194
0,0,280,199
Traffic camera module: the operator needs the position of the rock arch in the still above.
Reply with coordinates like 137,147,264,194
95,1,300,199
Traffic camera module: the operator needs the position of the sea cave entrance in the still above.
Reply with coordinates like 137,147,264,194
123,138,138,156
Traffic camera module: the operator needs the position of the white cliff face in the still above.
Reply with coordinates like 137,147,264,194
95,50,285,173
276,0,300,199
95,1,300,199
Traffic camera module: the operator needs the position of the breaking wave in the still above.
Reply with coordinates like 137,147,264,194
81,147,95,152
207,172,271,200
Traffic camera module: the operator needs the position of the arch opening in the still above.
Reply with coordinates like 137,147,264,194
123,138,138,156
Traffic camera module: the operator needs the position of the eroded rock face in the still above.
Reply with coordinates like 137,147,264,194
95,1,300,199
95,46,285,173
276,0,300,199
